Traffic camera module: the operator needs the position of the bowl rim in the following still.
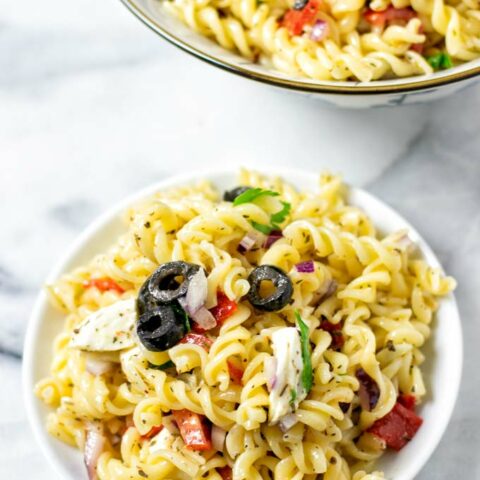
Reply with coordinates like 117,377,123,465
119,0,480,95
22,165,463,480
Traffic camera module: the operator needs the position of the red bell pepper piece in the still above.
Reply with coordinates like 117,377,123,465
282,0,321,36
217,466,233,480
368,401,423,451
320,319,345,350
172,410,212,451
180,333,213,351
193,292,237,333
398,394,417,411
364,6,416,28
141,425,163,440
83,277,125,294
227,360,244,384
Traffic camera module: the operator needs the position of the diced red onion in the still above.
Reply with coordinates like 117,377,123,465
295,260,315,273
182,269,208,315
162,415,179,435
85,355,114,376
310,20,329,42
84,422,106,480
264,230,283,248
356,368,380,411
278,413,298,432
190,305,217,330
237,231,265,254
395,232,415,251
264,356,277,391
211,425,227,451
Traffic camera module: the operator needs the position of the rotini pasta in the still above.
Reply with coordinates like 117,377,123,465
36,169,456,480
160,0,480,81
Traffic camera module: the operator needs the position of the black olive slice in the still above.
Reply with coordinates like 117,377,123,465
223,186,252,202
293,0,308,9
136,305,186,351
247,265,293,312
145,261,200,305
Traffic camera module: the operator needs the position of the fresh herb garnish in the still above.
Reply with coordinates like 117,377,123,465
147,360,175,370
251,221,275,235
270,201,291,227
295,310,313,393
427,52,453,71
172,302,191,332
290,388,298,406
233,188,279,206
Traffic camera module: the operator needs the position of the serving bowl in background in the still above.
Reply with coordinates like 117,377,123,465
23,167,462,479
118,0,480,108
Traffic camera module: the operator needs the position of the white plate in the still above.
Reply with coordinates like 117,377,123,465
23,166,463,480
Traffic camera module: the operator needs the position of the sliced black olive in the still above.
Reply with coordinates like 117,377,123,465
247,265,293,311
136,305,186,351
293,0,308,9
223,186,252,202
140,261,200,307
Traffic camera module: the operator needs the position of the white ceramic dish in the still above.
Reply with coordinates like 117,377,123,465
119,0,480,108
23,167,463,479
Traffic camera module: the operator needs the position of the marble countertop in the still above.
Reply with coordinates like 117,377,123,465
1,0,479,477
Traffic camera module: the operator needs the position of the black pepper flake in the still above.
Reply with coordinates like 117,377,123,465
330,457,337,464
138,469,148,478
144,222,151,228
386,340,396,352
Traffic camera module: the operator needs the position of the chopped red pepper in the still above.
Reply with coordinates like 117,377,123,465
368,401,423,451
320,318,345,350
227,360,244,384
141,424,163,440
217,466,233,480
282,0,321,36
210,292,238,325
172,410,212,451
410,23,424,53
398,394,417,411
180,333,213,351
193,292,237,333
364,6,416,28
83,277,125,294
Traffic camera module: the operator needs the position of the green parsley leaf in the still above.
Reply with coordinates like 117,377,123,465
290,388,297,406
172,302,191,332
295,310,313,393
251,221,274,235
271,201,292,228
427,52,453,71
233,187,280,206
147,360,175,370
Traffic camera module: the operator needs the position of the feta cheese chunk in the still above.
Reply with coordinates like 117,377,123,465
71,299,137,351
268,327,306,424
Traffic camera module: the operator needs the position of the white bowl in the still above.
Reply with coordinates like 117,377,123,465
119,0,480,108
23,167,463,479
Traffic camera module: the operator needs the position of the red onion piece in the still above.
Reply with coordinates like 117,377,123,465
85,355,114,376
237,231,265,253
278,413,298,432
183,269,208,315
295,260,315,273
264,356,277,391
84,422,106,480
264,230,283,249
356,368,380,411
190,305,217,330
310,20,329,42
211,425,227,451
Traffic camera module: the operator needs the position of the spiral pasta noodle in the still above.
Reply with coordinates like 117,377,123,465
36,169,455,479
160,0,480,81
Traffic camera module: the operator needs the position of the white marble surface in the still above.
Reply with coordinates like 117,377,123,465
1,0,480,477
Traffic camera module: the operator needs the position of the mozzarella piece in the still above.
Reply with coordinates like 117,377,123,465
149,427,176,454
268,327,306,424
71,299,137,351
